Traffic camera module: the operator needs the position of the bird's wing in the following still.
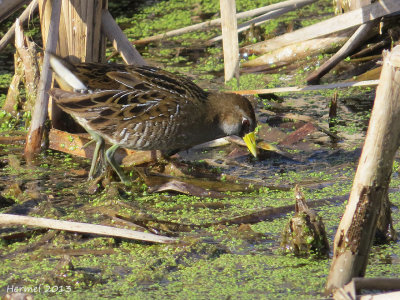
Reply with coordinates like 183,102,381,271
106,65,208,102
49,87,184,126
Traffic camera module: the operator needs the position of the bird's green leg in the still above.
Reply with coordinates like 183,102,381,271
105,144,130,184
81,139,95,149
86,130,105,180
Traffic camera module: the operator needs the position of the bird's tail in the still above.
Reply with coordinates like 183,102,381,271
48,53,87,92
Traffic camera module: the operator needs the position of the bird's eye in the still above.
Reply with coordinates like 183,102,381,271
241,118,250,136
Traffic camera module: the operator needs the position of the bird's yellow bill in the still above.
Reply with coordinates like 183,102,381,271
243,131,257,157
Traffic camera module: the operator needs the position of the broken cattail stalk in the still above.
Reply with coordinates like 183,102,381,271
306,21,376,84
24,0,61,160
101,10,147,66
241,30,353,69
3,51,23,114
0,0,38,53
220,0,239,82
14,19,40,113
241,0,400,55
0,0,30,24
326,45,400,293
329,91,338,135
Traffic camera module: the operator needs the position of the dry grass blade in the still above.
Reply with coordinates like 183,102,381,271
0,214,176,244
133,0,316,45
233,80,379,95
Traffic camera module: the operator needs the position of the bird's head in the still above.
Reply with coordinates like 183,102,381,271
213,93,257,157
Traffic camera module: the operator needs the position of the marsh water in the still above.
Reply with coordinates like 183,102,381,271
1,0,400,299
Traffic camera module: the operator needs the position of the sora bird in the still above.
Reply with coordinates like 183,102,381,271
48,54,257,184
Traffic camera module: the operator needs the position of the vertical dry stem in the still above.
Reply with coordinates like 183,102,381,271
326,45,400,293
220,0,239,82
